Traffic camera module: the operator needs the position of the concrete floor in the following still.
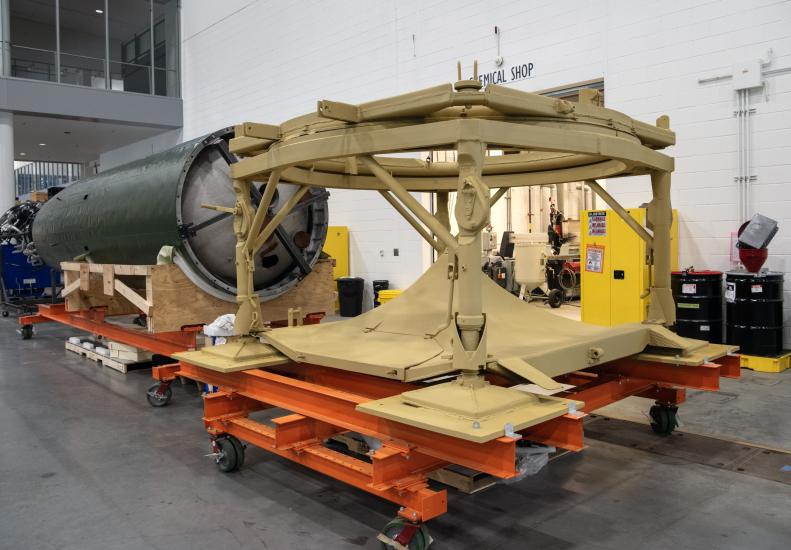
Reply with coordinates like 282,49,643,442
537,300,791,450
1,317,790,550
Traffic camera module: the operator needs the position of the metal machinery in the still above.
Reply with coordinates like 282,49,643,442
483,230,580,308
141,69,740,549
0,201,61,316
18,129,329,350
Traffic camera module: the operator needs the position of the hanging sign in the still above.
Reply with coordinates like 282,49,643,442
587,211,607,236
585,245,605,273
478,62,535,86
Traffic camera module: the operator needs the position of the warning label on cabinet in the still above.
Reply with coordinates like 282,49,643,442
585,245,604,273
588,211,607,236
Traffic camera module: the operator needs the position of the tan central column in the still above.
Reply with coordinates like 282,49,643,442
454,140,488,359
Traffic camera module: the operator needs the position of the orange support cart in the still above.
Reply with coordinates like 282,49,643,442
149,351,740,547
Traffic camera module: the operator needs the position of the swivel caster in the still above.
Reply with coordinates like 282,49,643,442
649,403,678,436
146,382,173,407
211,435,245,473
19,325,33,340
377,518,431,550
547,289,564,308
2,310,9,317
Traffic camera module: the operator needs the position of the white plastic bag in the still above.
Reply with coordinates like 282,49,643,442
203,314,236,337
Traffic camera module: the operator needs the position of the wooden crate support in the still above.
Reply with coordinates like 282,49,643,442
59,259,336,333
65,340,147,374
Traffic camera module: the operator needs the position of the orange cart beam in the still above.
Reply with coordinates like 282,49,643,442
203,392,447,522
20,304,198,356
716,353,742,378
592,358,724,391
521,413,585,451
176,360,519,479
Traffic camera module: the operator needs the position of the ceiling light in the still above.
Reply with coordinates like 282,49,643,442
95,9,103,14
19,152,26,156
38,143,46,146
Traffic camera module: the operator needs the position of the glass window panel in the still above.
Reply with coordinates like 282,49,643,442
58,1,106,87
9,0,57,82
109,0,152,92
135,30,150,56
60,52,105,88
110,61,150,94
153,0,178,96
154,67,177,97
122,41,135,63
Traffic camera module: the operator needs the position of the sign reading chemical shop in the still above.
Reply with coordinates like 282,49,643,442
478,62,535,86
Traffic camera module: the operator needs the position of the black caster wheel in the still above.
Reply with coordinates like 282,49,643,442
547,288,564,308
378,518,431,550
212,435,245,473
2,310,9,317
649,403,678,436
146,382,173,407
20,325,33,340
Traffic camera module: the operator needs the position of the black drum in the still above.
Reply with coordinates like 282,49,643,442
725,271,784,356
671,270,723,343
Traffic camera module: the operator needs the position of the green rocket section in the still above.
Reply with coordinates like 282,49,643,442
32,128,328,301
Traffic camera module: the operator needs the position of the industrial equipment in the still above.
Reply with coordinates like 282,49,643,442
16,130,332,357
0,201,61,316
580,207,679,326
138,74,737,548
726,214,783,357
31,128,330,302
483,231,579,307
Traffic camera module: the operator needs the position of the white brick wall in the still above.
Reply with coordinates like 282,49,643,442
601,0,791,346
103,0,791,341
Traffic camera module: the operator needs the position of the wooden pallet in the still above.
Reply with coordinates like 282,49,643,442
60,259,336,333
427,465,498,494
65,341,147,374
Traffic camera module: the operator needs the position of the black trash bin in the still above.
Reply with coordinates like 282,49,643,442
373,280,389,307
338,277,365,317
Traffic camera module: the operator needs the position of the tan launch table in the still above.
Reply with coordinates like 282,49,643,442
147,67,739,548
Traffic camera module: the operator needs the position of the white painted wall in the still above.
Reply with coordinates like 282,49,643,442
103,0,791,340
600,0,791,345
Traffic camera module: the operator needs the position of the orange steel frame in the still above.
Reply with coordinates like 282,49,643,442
18,304,326,359
151,352,741,524
19,303,199,356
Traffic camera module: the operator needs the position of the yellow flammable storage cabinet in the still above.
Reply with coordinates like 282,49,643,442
581,208,678,326
323,226,350,279
323,226,350,312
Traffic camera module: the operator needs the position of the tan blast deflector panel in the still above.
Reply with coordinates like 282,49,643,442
265,255,656,382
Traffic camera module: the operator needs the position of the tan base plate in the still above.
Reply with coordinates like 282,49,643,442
357,379,583,443
173,338,289,372
635,342,738,365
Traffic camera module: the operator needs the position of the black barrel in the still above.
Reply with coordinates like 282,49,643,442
725,271,784,356
337,277,365,317
671,270,723,343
